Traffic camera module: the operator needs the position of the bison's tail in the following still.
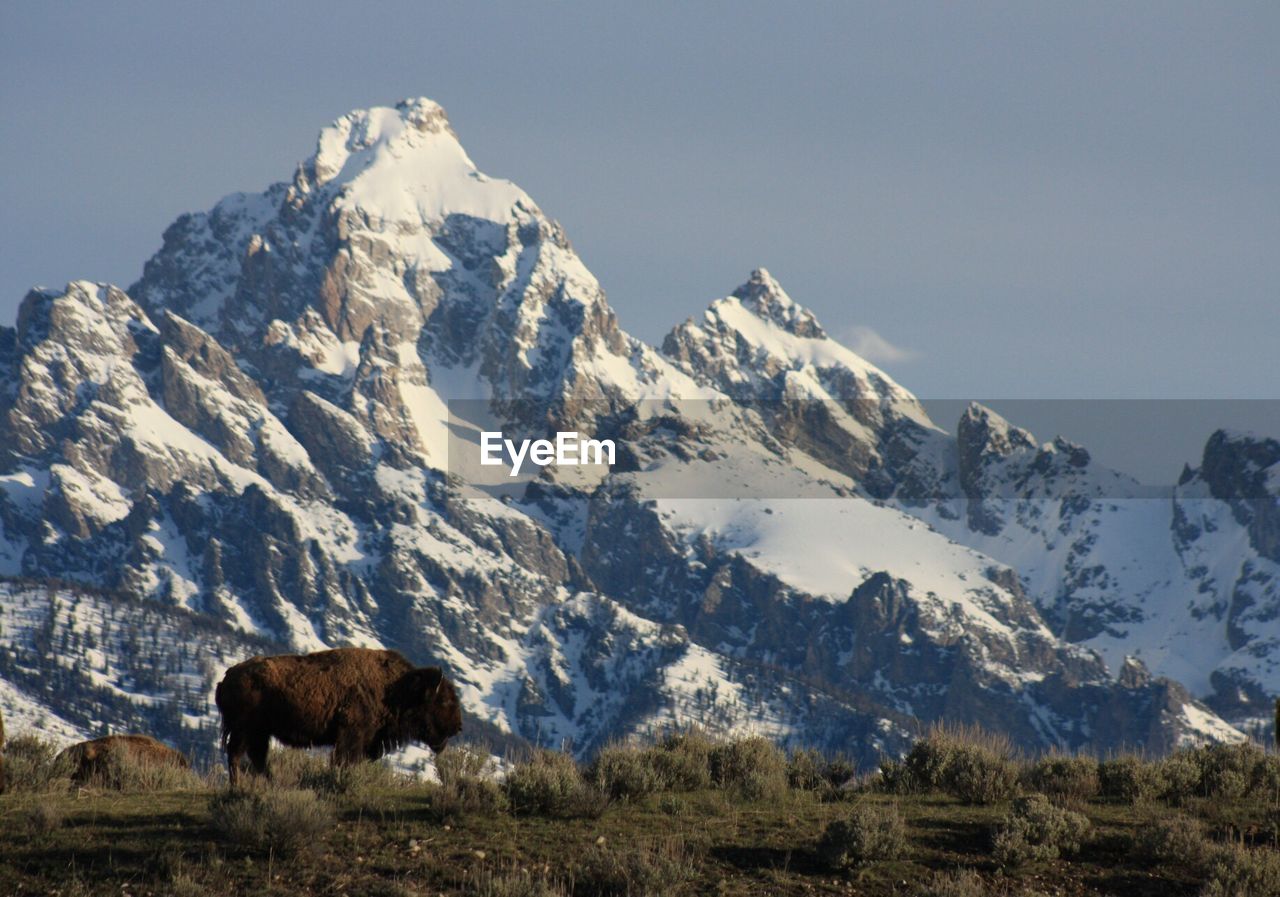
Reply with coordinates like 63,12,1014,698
214,677,232,749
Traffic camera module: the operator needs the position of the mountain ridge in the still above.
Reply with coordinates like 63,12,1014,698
2,97,1275,765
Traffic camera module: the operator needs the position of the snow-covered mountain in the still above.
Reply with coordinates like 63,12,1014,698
0,98,1271,764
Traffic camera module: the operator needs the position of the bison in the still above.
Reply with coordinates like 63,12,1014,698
0,705,6,794
58,734,191,783
215,647,462,785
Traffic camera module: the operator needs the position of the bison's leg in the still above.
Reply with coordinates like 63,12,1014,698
225,729,246,787
332,727,368,769
246,732,271,780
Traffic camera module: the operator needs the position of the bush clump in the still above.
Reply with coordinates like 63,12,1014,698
255,747,330,789
992,794,1090,868
22,802,66,836
1132,813,1212,870
570,838,701,897
505,750,607,818
435,741,492,785
882,725,1018,804
1098,754,1163,804
787,748,828,792
642,730,714,792
815,802,907,870
300,759,406,798
434,775,509,818
786,748,858,796
1159,750,1203,805
430,741,506,817
208,788,334,856
911,869,997,897
588,743,664,801
708,736,788,801
1022,754,1100,804
1250,753,1280,802
946,745,1019,805
1200,844,1280,897
2,734,74,793
897,730,960,793
1196,742,1265,801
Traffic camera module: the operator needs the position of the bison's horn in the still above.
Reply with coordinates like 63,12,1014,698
433,678,443,696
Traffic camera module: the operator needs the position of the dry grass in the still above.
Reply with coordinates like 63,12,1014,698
2,729,1280,895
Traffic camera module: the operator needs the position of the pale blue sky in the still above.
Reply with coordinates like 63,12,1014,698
3,2,1277,413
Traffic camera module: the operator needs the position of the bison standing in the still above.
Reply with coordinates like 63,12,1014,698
215,647,462,785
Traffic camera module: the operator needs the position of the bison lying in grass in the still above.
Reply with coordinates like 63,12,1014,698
58,734,191,783
216,647,462,785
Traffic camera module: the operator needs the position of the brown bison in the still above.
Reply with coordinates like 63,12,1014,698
57,734,191,783
215,647,462,784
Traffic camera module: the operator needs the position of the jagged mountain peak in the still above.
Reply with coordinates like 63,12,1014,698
957,402,1037,457
298,96,536,227
664,270,935,436
311,98,456,185
729,268,824,338
15,281,152,350
1200,428,1280,494
130,95,643,419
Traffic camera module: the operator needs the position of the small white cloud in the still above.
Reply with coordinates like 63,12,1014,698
840,325,919,365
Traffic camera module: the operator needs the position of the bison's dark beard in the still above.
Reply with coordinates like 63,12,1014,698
370,720,418,759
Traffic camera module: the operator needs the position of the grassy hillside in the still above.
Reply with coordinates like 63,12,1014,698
1,728,1277,896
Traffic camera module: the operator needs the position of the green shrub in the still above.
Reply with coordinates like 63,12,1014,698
208,788,334,856
434,775,508,818
435,741,492,785
992,794,1090,868
787,748,828,791
642,731,714,792
1250,753,1280,801
889,725,1018,804
1196,743,1264,801
816,802,907,870
256,747,330,788
1022,755,1100,803
429,741,505,818
570,838,701,897
1132,813,1211,870
1098,755,1162,804
708,736,788,801
946,745,1019,805
506,750,607,818
3,734,73,792
588,743,663,801
876,756,915,794
1159,751,1203,805
22,801,65,836
1201,844,1280,897
910,869,994,897
899,731,961,793
657,794,688,816
824,754,858,790
299,759,406,799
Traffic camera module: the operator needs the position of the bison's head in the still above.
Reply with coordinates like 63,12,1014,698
388,666,463,753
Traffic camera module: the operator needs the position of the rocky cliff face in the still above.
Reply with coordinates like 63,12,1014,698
0,98,1266,763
